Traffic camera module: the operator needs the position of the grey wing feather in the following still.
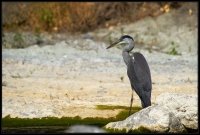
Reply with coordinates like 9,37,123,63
133,52,152,90
127,52,152,92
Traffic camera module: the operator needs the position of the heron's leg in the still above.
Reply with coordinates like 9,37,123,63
128,91,133,116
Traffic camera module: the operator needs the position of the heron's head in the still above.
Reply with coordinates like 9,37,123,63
106,35,134,49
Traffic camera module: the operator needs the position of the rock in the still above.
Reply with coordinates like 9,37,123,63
2,32,56,49
64,125,106,133
156,93,197,130
105,105,185,133
2,81,7,86
105,93,197,133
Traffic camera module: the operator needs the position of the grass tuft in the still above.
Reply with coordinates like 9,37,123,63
167,41,181,55
96,105,128,110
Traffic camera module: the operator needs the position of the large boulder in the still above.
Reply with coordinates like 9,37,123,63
105,105,185,133
105,93,197,133
156,93,198,130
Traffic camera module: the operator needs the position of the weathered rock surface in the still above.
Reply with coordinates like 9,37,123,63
105,93,197,133
105,105,185,133
64,125,106,133
156,93,198,130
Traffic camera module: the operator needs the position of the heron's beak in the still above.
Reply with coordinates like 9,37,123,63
106,39,121,49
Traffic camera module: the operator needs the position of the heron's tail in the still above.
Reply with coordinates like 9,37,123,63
141,91,151,108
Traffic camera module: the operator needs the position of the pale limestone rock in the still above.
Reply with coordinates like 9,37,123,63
105,93,197,133
156,93,198,129
105,105,185,133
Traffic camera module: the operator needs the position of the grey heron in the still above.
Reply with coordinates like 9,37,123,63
107,35,152,116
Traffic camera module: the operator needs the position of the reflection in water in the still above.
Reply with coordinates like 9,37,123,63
2,126,67,134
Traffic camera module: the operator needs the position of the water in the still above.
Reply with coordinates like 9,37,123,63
2,126,68,134
2,126,198,133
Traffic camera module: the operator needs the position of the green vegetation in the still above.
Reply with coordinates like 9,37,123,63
147,46,153,53
96,105,130,110
167,41,181,55
120,76,124,82
2,105,142,133
2,105,141,128
39,9,54,30
13,32,25,48
2,115,113,128
115,110,135,120
96,105,141,120
1,115,122,128
96,105,141,111
3,2,177,33
34,27,43,45
108,32,113,45
189,46,192,52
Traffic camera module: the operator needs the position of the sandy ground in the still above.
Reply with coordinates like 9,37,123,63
2,5,198,118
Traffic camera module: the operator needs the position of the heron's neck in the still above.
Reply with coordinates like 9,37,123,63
122,42,134,66
122,48,134,66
